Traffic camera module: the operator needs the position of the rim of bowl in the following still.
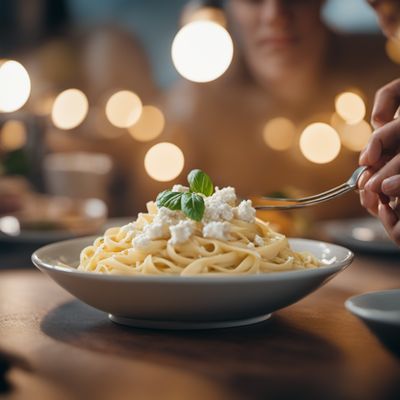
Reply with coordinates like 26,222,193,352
345,289,400,326
32,237,354,283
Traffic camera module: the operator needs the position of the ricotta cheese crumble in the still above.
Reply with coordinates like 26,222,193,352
131,186,259,247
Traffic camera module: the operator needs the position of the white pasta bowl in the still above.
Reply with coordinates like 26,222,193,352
32,237,353,330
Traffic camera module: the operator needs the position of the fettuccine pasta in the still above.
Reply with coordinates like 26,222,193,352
78,200,320,276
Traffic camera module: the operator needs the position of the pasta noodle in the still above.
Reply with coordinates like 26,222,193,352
78,202,320,276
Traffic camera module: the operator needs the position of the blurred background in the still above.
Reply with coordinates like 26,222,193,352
0,0,399,243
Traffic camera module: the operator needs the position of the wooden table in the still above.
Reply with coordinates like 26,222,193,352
0,251,399,400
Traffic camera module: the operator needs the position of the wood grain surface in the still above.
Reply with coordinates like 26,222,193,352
0,252,399,400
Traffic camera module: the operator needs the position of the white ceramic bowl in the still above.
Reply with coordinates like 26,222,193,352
32,237,353,330
345,289,400,355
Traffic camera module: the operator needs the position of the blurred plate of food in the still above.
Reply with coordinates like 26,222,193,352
0,195,107,244
320,217,400,254
251,187,313,237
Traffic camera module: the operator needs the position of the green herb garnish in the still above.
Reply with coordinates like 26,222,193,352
156,190,183,210
156,169,214,221
181,192,205,221
187,169,214,196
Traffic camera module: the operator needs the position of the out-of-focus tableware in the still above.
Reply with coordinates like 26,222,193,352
320,217,400,254
0,195,107,244
43,152,113,201
346,289,400,356
32,238,353,330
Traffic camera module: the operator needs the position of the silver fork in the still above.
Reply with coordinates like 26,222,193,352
254,166,367,210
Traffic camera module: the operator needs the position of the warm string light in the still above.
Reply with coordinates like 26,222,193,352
335,92,366,125
331,113,372,151
128,105,165,142
0,60,31,113
144,142,185,182
385,38,400,64
0,120,27,151
262,117,296,151
51,89,89,130
331,113,372,152
299,122,341,164
0,45,369,174
171,20,234,83
105,90,143,128
340,120,372,152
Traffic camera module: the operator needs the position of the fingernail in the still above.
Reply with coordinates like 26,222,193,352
382,176,398,192
359,146,368,164
371,121,383,130
364,179,374,191
358,173,367,189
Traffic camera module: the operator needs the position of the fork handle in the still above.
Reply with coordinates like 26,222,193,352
254,185,353,210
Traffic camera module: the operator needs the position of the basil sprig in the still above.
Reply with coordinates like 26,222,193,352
156,169,214,221
181,192,205,221
156,190,183,210
188,169,214,196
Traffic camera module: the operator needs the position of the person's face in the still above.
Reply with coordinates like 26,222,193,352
227,0,325,81
367,0,400,39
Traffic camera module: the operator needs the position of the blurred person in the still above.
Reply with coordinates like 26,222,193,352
367,0,400,39
156,0,399,221
0,0,158,216
358,0,400,244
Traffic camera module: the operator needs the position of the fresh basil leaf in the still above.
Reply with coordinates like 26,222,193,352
156,190,183,210
187,169,214,196
181,192,205,221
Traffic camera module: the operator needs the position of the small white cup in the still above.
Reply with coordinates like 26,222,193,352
43,152,113,201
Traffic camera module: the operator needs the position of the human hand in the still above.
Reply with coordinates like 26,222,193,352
359,78,400,244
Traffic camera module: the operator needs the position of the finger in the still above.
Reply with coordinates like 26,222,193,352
358,168,390,203
365,153,400,192
357,169,373,190
371,78,400,129
381,174,400,197
359,189,379,216
359,118,400,166
378,203,400,245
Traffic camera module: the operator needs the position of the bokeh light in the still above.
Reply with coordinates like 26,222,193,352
330,112,346,131
105,90,142,128
338,120,372,152
262,117,296,151
0,216,20,236
300,123,341,164
171,20,233,83
335,92,366,125
51,89,89,130
144,142,185,181
0,60,31,112
0,120,27,151
128,105,165,142
385,38,400,64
